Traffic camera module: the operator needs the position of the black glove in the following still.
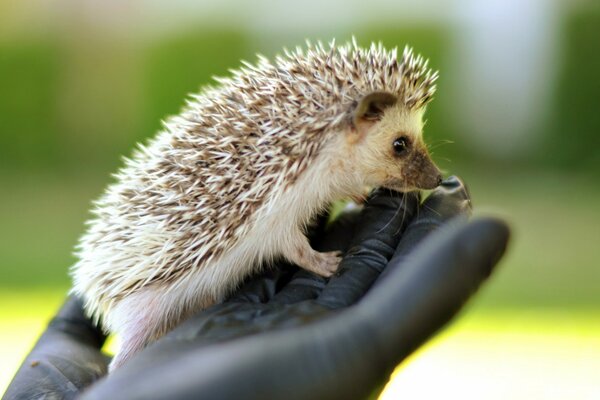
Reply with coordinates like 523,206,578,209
4,176,510,400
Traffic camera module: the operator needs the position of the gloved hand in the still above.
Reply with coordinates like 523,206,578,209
4,176,510,400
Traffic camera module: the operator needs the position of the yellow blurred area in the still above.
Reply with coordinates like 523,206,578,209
0,290,66,392
2,291,599,398
381,310,600,399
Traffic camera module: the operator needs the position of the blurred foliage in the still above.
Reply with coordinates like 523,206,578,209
0,42,63,169
1,14,599,172
140,31,251,141
0,173,95,287
545,8,600,169
0,13,598,301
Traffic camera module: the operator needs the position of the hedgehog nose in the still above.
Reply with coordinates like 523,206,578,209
436,174,443,187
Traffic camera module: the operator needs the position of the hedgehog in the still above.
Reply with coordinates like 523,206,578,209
71,39,442,370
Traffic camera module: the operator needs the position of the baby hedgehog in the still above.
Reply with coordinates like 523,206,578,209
71,40,442,370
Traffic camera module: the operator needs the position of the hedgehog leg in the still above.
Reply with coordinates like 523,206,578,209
289,233,342,277
109,326,153,371
107,290,173,371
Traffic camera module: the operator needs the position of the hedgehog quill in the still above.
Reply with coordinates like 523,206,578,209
71,40,442,370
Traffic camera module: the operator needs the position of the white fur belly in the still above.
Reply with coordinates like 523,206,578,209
104,201,300,335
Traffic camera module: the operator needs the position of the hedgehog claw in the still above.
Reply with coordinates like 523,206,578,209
305,250,343,278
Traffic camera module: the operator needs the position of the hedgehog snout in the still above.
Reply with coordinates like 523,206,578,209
402,151,442,190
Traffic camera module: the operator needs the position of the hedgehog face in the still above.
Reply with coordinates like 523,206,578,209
349,91,442,192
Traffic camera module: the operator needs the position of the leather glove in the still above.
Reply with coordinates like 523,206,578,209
3,176,510,400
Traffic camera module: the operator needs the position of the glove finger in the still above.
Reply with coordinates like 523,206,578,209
51,295,107,347
4,296,108,400
418,175,471,221
360,217,510,369
226,263,296,303
270,270,327,304
315,190,420,309
374,175,472,285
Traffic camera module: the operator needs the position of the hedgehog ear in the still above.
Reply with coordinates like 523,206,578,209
353,91,397,125
351,92,397,140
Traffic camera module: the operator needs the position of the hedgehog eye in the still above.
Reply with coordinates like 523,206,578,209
393,136,409,155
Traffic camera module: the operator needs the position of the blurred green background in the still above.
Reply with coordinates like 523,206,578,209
1,0,599,398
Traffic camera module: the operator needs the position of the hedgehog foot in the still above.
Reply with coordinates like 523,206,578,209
290,236,342,277
310,250,343,277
